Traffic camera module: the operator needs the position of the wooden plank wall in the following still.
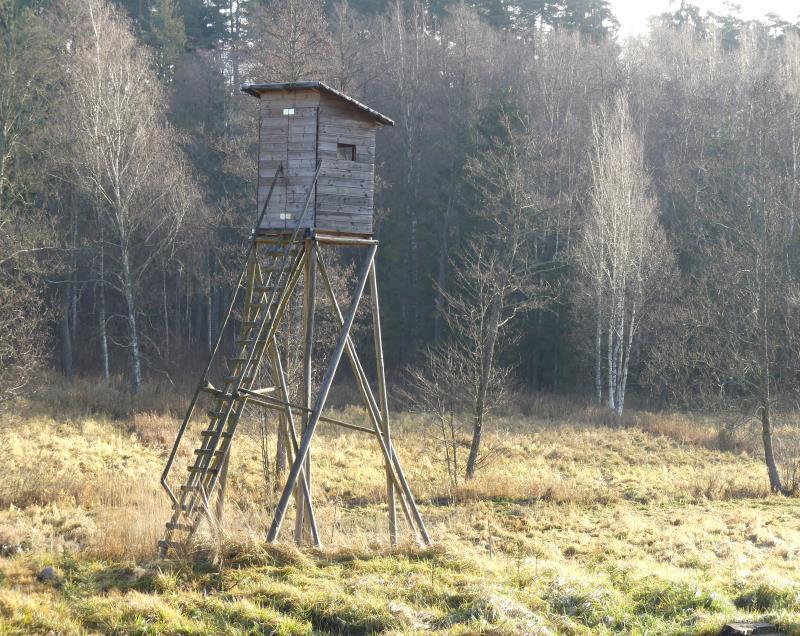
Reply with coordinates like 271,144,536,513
256,89,380,236
315,94,379,235
257,90,320,231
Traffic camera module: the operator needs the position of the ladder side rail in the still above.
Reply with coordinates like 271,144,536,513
192,247,303,479
161,163,284,505
235,160,323,399
254,163,285,230
191,249,308,497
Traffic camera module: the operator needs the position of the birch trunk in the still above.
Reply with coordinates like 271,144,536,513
97,240,110,385
617,303,636,415
162,269,169,355
120,243,142,394
606,304,616,412
594,308,602,404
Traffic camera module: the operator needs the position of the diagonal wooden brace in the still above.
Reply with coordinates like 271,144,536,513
316,251,431,545
266,244,378,543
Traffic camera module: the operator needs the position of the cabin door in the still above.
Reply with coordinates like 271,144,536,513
282,105,318,230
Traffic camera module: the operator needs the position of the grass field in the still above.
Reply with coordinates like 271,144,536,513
1,383,800,634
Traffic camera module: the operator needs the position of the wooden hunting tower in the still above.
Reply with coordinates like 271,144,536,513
158,82,429,556
241,81,393,236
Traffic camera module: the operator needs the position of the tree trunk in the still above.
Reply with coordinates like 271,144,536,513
70,210,78,348
120,245,142,394
616,303,636,416
466,295,500,480
594,307,602,404
162,268,169,356
434,169,458,346
606,305,616,412
97,242,110,385
759,282,783,493
61,283,74,381
761,394,783,494
206,250,213,352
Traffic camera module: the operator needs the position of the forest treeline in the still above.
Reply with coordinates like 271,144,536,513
3,0,800,485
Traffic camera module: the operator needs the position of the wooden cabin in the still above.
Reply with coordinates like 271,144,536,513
241,81,394,237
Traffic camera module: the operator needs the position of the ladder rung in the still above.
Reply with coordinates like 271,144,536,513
265,249,299,257
194,448,224,456
255,283,286,293
158,539,183,551
229,356,249,363
236,338,264,346
200,430,232,438
166,522,193,532
188,465,219,474
199,384,230,398
224,374,253,383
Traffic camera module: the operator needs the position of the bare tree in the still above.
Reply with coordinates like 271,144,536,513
572,94,673,415
0,0,56,401
440,243,518,480
248,0,334,83
61,0,199,392
444,121,551,479
645,30,800,493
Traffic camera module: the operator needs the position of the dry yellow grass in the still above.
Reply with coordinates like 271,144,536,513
1,389,800,634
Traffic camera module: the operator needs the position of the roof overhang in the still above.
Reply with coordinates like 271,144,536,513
240,80,394,126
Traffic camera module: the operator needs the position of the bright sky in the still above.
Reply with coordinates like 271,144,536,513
611,0,800,39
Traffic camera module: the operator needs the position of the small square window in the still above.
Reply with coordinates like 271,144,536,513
337,143,356,161
282,108,295,116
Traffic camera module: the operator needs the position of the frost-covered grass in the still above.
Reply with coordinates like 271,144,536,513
1,391,800,634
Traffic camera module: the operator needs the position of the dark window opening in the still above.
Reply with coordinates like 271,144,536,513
337,143,356,161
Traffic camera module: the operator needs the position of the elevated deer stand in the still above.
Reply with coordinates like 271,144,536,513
159,82,429,555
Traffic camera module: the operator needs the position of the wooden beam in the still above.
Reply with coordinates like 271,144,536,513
296,240,317,545
369,261,397,545
315,252,418,541
316,251,431,546
267,340,321,547
267,244,377,543
243,392,377,436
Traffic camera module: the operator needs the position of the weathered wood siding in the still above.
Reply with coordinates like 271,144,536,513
256,89,379,235
315,94,378,235
257,90,319,231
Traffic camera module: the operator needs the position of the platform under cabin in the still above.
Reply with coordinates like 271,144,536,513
241,81,394,237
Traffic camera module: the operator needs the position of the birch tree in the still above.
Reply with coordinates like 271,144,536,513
573,94,672,414
61,0,199,393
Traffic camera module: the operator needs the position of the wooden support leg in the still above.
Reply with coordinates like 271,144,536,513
316,252,417,538
369,262,397,545
295,240,317,545
267,245,377,543
316,252,431,545
269,337,321,547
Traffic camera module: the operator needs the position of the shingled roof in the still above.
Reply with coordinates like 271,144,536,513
240,80,394,126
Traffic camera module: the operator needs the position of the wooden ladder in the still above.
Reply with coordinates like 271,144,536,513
159,161,322,557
